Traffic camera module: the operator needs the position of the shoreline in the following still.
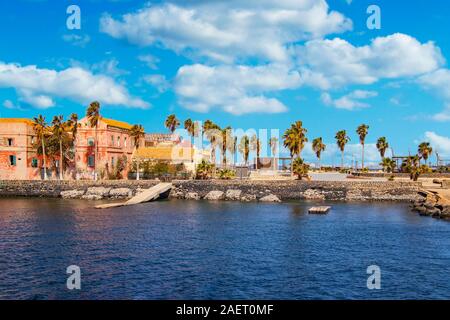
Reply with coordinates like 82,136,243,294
0,179,423,202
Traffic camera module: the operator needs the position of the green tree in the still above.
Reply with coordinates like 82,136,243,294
86,101,101,180
380,157,396,173
130,124,145,180
376,137,389,159
51,115,69,180
68,113,80,177
32,115,49,180
239,135,250,165
418,142,433,165
250,134,261,170
283,121,308,176
184,118,199,163
292,158,309,180
312,137,326,169
165,114,180,133
335,130,350,169
356,124,369,169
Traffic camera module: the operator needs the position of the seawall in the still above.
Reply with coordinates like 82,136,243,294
0,179,422,202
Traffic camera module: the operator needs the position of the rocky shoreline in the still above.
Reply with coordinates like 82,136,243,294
0,179,422,202
411,190,450,220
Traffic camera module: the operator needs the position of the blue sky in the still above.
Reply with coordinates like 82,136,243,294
1,0,449,165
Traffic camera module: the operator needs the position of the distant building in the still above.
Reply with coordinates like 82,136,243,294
0,118,41,180
144,133,181,147
75,117,140,179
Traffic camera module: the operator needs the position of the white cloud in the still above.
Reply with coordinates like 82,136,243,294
297,33,444,89
3,99,24,110
62,34,91,47
418,69,450,121
174,63,300,114
100,0,352,62
321,90,377,110
91,58,129,77
138,54,160,69
0,61,148,109
424,131,450,157
143,74,171,93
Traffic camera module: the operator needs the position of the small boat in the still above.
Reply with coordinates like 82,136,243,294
308,206,331,214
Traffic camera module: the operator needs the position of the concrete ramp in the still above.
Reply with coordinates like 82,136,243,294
95,183,172,209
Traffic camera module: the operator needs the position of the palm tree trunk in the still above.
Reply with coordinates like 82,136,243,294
362,144,365,170
136,158,140,181
59,139,63,180
73,137,77,180
41,136,48,180
290,156,294,177
341,151,344,169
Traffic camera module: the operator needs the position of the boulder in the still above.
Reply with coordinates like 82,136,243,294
303,189,325,200
60,190,85,199
259,194,281,202
86,187,111,197
241,194,257,202
204,191,225,201
186,192,201,200
109,188,132,199
225,189,242,201
81,194,103,200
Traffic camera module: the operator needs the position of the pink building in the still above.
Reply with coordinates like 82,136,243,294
75,117,140,179
0,118,41,180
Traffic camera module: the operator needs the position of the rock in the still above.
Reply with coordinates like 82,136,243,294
81,194,103,200
241,194,257,202
204,191,225,201
169,188,185,199
109,188,132,199
303,189,325,200
259,194,281,202
225,189,242,201
428,207,442,217
60,190,85,199
185,192,201,200
86,187,111,197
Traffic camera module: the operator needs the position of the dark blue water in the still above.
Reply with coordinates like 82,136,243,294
0,198,449,300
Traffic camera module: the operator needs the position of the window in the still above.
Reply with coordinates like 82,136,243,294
88,138,95,146
111,157,115,167
117,136,121,147
124,137,127,148
31,158,38,168
88,155,95,167
9,155,16,166
7,138,13,146
31,136,35,145
111,135,114,146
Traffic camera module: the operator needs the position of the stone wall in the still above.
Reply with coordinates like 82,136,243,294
0,179,422,202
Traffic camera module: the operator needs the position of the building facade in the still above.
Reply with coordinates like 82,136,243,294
0,118,41,180
75,117,139,179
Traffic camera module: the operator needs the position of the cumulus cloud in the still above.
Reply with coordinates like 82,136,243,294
100,0,352,62
138,54,160,70
297,33,444,89
143,74,171,93
0,61,148,109
62,34,91,47
424,131,450,157
321,90,377,110
174,63,301,114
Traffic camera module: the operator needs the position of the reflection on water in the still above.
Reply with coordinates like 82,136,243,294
0,198,449,300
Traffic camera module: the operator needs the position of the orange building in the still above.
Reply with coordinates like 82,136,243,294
75,117,139,180
0,118,41,180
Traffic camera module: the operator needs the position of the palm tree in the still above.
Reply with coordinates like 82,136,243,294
312,137,326,169
32,115,49,180
203,120,220,164
380,157,396,173
130,124,145,180
52,115,67,180
335,130,350,169
376,137,389,159
184,118,199,162
356,124,369,170
239,135,250,166
292,158,309,180
165,114,180,133
228,136,238,167
220,126,232,167
418,142,433,165
283,121,308,176
86,101,101,180
68,113,80,178
269,137,278,171
250,134,261,170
